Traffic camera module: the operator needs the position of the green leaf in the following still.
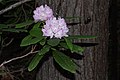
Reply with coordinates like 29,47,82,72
0,32,2,34
2,28,27,33
32,23,41,29
20,35,41,46
60,42,69,49
68,35,97,39
60,42,84,54
39,38,46,46
28,54,43,71
0,0,2,2
53,50,77,73
64,37,73,51
72,45,85,54
0,24,8,29
38,45,51,55
47,38,60,46
29,27,43,38
16,20,33,28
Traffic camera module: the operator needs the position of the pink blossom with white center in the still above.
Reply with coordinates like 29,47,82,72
42,17,69,39
33,5,53,22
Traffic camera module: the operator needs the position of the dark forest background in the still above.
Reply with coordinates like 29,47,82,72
0,0,119,80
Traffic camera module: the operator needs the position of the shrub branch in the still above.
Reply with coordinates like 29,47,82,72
0,50,39,67
0,0,31,15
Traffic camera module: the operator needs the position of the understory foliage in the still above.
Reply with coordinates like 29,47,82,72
0,0,36,79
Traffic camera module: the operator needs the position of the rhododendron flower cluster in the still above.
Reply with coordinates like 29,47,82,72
33,5,53,21
33,4,69,39
42,17,69,39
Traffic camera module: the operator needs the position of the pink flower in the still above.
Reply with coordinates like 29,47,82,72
42,17,69,39
33,5,53,22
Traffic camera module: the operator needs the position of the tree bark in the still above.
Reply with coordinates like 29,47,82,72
36,0,109,80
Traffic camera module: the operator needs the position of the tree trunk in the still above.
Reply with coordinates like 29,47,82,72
36,0,109,80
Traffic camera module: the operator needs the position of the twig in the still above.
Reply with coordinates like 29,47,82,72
3,38,14,47
31,45,37,52
22,5,27,21
0,50,39,68
0,0,32,15
10,68,27,74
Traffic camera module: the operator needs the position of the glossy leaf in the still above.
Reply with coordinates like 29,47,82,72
47,38,60,46
64,37,73,51
0,32,2,34
0,0,3,2
28,54,43,71
16,20,33,28
72,45,85,54
39,38,46,46
0,24,8,29
60,42,69,49
20,35,41,46
60,42,84,54
38,45,51,55
2,28,27,33
53,50,77,73
29,25,43,38
32,22,41,29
